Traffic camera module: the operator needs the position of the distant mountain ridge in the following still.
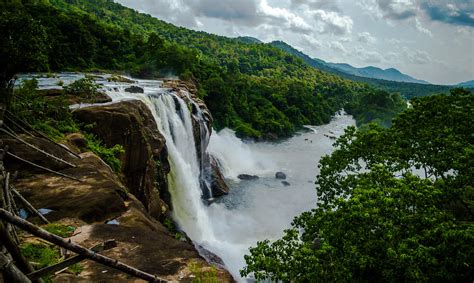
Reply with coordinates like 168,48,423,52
269,40,451,98
326,63,429,84
269,41,428,84
457,80,474,87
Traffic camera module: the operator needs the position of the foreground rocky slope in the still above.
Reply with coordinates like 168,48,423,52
2,80,233,281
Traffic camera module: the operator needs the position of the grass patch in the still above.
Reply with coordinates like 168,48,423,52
189,260,219,283
21,242,84,280
43,223,76,238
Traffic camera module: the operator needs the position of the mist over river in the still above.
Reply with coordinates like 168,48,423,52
205,114,355,280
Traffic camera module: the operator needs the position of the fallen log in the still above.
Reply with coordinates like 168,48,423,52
5,111,81,159
0,221,37,278
0,127,76,168
10,186,50,224
4,151,82,182
0,209,166,282
0,251,31,283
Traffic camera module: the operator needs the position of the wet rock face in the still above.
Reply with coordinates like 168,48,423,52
10,141,233,281
73,100,170,221
275,171,287,179
210,155,229,197
281,181,291,186
238,174,259,180
124,85,144,93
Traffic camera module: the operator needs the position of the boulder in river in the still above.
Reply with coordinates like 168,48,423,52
282,181,291,186
124,85,144,93
210,156,229,197
238,174,259,180
275,171,287,179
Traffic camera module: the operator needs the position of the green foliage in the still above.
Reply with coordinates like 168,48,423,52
11,78,79,140
242,92,474,281
345,89,407,127
0,1,48,104
84,133,124,173
43,223,76,238
270,40,454,99
63,77,99,99
11,78,124,173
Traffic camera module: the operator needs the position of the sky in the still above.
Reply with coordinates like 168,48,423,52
115,0,474,85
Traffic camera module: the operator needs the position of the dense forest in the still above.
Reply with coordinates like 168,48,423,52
2,0,413,138
242,89,474,281
270,40,456,99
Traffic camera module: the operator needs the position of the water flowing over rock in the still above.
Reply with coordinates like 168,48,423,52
8,74,234,281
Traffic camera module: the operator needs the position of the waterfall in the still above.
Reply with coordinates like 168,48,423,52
106,88,215,241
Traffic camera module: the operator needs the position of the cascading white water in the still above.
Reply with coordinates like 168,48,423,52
104,86,217,243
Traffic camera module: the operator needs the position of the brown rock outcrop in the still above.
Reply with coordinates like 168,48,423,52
15,151,128,223
73,100,170,221
11,142,233,281
210,155,230,197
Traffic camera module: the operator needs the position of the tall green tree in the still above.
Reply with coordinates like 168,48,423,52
0,2,48,105
241,91,474,281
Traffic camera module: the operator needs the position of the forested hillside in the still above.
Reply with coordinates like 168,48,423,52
3,0,412,137
270,41,454,99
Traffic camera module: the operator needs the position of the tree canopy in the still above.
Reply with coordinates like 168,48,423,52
241,90,474,281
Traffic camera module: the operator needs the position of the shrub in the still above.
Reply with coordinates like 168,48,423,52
84,133,124,172
63,77,100,99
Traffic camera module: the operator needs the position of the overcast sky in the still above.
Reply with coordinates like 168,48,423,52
116,0,473,85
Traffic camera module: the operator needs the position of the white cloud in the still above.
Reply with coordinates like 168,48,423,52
328,41,348,55
259,0,313,34
357,32,376,44
312,10,353,35
415,18,433,37
300,35,323,50
291,0,340,11
355,46,383,63
402,47,432,64
358,0,417,20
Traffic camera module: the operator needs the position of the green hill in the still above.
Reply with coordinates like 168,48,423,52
269,40,453,99
1,0,420,136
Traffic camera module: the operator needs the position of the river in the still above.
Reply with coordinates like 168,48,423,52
205,114,355,280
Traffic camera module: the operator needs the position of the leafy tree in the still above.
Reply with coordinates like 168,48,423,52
242,92,474,281
0,2,48,105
